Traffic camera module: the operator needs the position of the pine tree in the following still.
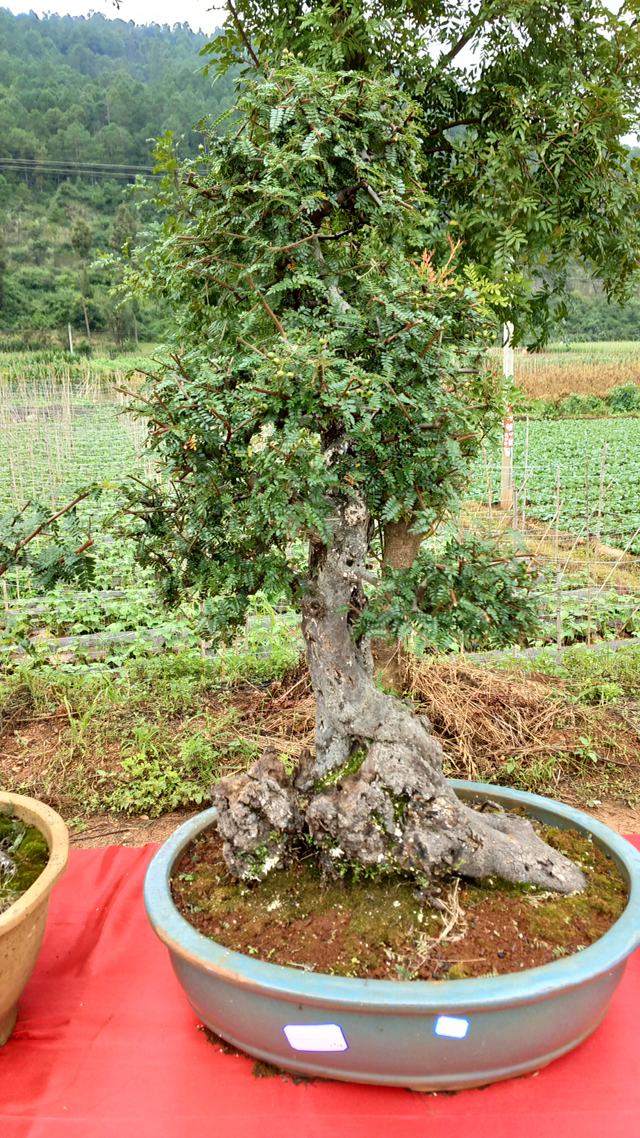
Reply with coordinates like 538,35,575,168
109,205,137,258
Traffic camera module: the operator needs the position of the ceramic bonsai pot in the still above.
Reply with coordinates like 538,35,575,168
143,781,640,1090
0,792,69,1045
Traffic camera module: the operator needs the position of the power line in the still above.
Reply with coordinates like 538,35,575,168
0,157,155,171
0,157,161,180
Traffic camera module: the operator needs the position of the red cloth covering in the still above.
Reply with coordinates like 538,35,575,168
1,841,640,1138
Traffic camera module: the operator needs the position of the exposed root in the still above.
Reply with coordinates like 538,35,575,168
211,493,587,894
434,878,467,943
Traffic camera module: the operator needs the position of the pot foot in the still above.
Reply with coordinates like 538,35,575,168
0,1004,17,1046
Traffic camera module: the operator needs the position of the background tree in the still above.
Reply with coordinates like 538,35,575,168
70,217,92,339
0,11,236,340
110,204,139,344
123,58,583,893
207,0,640,349
110,205,137,260
0,236,6,312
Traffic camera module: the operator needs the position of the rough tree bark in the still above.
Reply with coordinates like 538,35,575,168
213,493,585,895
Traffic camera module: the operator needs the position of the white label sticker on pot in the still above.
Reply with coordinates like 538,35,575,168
283,1023,349,1052
434,1016,469,1040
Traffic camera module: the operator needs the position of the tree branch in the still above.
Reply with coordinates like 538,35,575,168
226,0,261,68
245,273,291,338
426,117,482,137
437,7,505,68
0,490,92,577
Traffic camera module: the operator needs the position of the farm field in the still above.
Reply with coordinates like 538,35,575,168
497,341,640,400
2,353,640,648
474,417,640,553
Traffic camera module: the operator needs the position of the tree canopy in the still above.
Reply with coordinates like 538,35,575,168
206,0,640,346
124,55,537,651
121,55,591,892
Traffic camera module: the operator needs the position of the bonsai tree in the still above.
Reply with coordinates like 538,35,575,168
123,58,584,893
204,0,640,659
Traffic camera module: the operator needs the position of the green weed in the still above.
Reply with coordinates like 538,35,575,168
0,645,295,817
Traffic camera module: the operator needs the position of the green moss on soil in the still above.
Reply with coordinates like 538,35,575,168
0,810,49,914
171,822,628,981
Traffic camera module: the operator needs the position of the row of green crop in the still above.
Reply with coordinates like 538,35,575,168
0,350,155,381
474,417,640,552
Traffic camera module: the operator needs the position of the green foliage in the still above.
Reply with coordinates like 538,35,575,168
608,383,640,413
100,722,258,816
0,494,99,592
0,12,234,170
71,219,91,263
0,235,6,309
474,415,640,551
205,0,640,347
123,58,527,647
499,641,640,704
357,535,539,650
0,648,283,816
537,589,637,647
0,11,236,340
558,393,608,417
562,293,640,342
110,205,137,257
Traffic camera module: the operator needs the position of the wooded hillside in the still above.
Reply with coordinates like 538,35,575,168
0,11,234,342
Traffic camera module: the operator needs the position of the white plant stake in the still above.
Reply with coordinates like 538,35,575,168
500,322,514,510
500,402,513,510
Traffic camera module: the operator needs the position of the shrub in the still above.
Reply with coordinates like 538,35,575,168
558,392,608,416
607,382,640,412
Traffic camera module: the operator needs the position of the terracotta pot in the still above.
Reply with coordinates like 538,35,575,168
0,792,69,1045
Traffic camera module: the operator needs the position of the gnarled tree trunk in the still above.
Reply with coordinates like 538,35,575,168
213,493,585,894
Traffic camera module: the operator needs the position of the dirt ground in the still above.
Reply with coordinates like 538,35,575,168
70,809,198,848
2,658,639,848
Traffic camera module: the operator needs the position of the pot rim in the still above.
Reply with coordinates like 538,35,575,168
143,781,640,1014
0,791,69,933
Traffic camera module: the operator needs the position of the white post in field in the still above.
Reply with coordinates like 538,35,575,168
68,323,74,355
500,321,514,509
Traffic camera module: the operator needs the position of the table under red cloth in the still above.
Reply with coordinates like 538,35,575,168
1,840,640,1138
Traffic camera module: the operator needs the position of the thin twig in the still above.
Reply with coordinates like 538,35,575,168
226,0,260,68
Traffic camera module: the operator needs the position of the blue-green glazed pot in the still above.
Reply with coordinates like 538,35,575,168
143,782,640,1090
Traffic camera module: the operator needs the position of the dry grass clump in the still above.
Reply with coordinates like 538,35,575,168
516,360,640,400
226,656,639,803
403,657,572,779
401,656,639,797
224,667,316,758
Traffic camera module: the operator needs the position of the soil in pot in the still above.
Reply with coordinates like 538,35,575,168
171,820,628,981
0,809,49,916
